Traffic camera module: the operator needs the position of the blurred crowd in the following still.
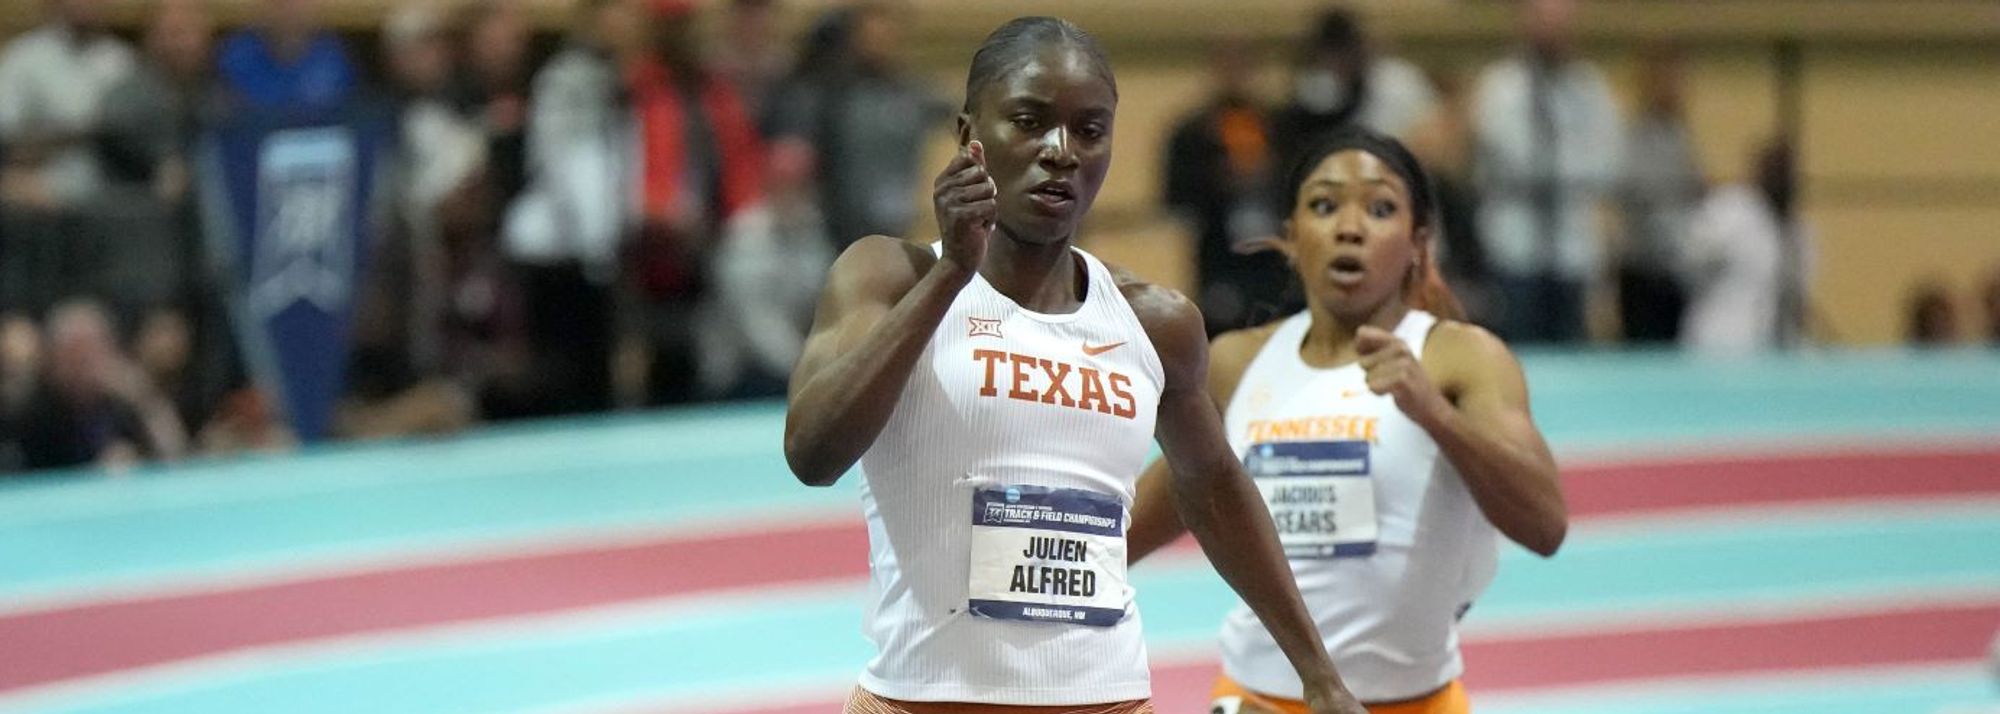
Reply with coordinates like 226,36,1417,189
0,0,950,472
1163,0,2000,350
0,0,1995,474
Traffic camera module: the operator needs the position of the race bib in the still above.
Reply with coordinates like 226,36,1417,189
1244,441,1378,559
967,485,1130,627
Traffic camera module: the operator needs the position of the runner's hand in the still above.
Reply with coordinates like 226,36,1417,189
1357,325,1451,430
933,140,996,274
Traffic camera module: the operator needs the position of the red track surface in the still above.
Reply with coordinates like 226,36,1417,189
714,604,2000,714
3,447,1995,695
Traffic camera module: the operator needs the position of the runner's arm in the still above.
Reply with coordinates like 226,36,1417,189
1133,285,1358,711
783,237,970,485
1128,326,1270,564
1420,322,1566,556
785,144,997,486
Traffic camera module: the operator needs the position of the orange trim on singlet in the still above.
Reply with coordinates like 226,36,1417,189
1209,675,1469,714
843,687,1154,714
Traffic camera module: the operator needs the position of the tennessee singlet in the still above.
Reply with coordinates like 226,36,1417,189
1215,309,1497,710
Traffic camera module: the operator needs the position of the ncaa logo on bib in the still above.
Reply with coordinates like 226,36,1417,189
1005,487,1022,504
1244,443,1275,472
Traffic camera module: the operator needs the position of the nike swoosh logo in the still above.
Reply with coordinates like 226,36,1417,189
1082,341,1126,356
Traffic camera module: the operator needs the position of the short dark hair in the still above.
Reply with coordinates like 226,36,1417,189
962,16,1116,113
1281,127,1435,231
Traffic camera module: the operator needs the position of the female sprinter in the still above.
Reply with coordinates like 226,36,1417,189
783,17,1367,714
1127,128,1568,714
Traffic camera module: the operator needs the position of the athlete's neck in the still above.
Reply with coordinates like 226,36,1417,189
1299,297,1410,368
979,229,1084,314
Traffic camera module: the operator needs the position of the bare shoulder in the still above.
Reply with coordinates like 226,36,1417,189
1212,321,1283,365
1184,319,1281,408
1427,319,1514,363
1423,319,1525,395
1107,267,1207,375
1107,265,1280,405
1110,268,1202,345
824,235,939,305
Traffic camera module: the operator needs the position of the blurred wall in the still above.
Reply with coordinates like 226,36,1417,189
26,0,1998,345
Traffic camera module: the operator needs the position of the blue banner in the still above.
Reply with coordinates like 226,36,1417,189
200,105,394,442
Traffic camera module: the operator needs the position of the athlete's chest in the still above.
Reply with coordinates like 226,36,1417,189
944,304,1168,412
1232,365,1382,442
1227,363,1440,509
933,310,1161,426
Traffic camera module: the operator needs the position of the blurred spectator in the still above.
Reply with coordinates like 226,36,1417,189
0,314,41,472
1681,139,1813,356
502,0,645,415
336,1,484,441
766,1,951,249
93,0,215,336
1270,7,1437,163
1904,280,1959,347
1405,69,1496,326
626,0,766,406
15,300,187,471
710,0,791,125
1617,44,1703,344
1161,36,1292,336
1472,0,1622,344
99,0,241,438
436,0,538,421
759,7,847,139
131,309,211,445
448,0,533,209
697,138,830,400
372,1,488,375
99,0,211,205
216,0,356,110
0,0,135,315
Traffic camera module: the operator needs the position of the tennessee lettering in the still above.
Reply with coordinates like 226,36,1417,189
1246,415,1379,443
972,349,1136,419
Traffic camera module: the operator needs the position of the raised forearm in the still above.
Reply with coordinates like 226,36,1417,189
1424,408,1566,556
783,262,971,485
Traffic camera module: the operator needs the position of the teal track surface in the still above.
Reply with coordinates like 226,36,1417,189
1,350,1996,714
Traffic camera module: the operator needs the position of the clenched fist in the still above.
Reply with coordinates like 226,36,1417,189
934,140,997,274
1356,325,1452,429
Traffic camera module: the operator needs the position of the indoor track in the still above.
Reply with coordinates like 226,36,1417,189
3,350,1997,714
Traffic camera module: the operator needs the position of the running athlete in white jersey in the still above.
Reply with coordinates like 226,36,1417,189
1127,129,1569,714
783,17,1366,714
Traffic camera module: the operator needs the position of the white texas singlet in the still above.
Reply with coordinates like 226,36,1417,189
854,244,1165,704
1217,309,1500,702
